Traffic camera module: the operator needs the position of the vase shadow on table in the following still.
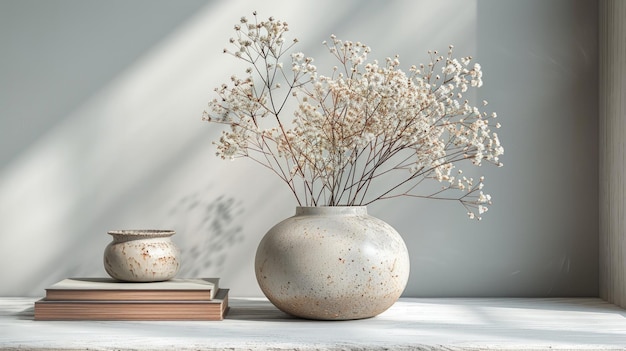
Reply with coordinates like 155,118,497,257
225,299,303,322
224,299,375,322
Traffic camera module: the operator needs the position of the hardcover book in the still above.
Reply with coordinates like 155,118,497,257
43,277,219,301
34,288,229,321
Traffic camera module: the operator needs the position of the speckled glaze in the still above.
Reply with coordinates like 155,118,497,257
255,206,410,320
104,230,180,282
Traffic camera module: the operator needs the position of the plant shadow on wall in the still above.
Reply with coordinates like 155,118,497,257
167,191,244,277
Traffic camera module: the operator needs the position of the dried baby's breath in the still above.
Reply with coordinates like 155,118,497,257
204,13,503,220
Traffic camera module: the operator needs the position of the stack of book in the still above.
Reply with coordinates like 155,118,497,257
34,278,228,321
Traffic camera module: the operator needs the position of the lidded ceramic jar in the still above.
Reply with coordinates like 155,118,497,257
104,229,180,282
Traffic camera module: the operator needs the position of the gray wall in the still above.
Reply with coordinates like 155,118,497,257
600,0,626,308
0,0,598,297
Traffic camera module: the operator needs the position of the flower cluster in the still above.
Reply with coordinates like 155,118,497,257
203,12,504,220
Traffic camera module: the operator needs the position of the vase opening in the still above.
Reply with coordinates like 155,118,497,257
295,206,367,216
107,229,175,237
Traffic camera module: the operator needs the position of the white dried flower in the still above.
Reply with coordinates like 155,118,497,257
203,12,504,220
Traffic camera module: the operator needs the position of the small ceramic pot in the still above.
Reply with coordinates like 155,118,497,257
104,229,180,282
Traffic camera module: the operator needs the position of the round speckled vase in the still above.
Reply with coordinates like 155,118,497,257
255,206,410,320
104,230,180,282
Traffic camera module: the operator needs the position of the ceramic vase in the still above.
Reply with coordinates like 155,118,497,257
255,206,410,320
104,229,180,282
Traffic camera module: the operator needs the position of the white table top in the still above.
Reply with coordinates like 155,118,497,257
1,297,625,350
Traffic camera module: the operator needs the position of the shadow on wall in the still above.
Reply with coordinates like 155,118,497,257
169,192,245,277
